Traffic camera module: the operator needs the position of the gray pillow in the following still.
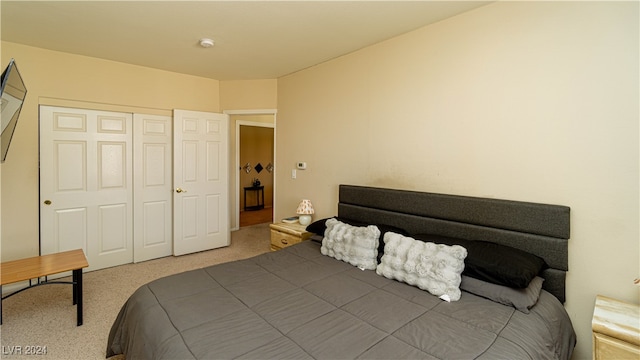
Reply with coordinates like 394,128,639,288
377,233,467,301
321,218,380,270
460,275,544,313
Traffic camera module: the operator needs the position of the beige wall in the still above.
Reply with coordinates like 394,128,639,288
276,2,638,359
220,80,277,111
0,41,222,261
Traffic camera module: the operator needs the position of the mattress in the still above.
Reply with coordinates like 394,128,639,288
106,240,576,360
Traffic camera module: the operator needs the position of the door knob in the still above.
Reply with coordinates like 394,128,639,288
43,200,52,205
176,187,187,193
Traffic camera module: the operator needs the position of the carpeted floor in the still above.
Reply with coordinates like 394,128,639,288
0,223,271,359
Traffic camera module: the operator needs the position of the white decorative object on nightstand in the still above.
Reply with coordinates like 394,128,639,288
592,294,640,360
296,199,314,226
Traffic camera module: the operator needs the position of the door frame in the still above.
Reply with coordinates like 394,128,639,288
224,109,277,231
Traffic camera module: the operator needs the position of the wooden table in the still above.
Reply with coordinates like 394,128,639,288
1,249,89,326
244,186,265,211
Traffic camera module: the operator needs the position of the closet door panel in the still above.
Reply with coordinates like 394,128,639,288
40,106,133,271
133,113,173,262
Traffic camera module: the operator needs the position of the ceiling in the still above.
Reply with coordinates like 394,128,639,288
1,1,491,81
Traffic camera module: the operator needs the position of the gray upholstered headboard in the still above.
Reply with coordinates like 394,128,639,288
337,185,571,303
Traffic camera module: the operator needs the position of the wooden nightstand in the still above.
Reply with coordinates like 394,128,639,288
270,222,312,251
592,294,640,360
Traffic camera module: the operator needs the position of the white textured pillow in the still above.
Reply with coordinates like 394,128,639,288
321,218,380,270
376,233,467,301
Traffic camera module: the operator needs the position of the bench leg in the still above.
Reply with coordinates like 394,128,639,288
72,271,77,305
73,269,83,326
1,285,3,325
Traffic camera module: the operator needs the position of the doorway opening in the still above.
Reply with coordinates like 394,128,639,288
239,124,274,227
227,110,276,230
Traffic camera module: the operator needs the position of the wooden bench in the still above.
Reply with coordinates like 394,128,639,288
1,249,89,326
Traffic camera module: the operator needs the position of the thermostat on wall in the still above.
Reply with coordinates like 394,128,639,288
296,162,307,170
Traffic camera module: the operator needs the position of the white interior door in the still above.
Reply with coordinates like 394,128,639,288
40,106,133,271
173,110,229,256
133,114,173,262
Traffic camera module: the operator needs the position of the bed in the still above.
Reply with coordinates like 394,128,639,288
107,185,576,359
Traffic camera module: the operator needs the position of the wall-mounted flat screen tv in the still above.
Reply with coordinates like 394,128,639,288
1,58,28,163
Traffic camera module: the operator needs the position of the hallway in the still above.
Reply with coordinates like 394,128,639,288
239,207,273,227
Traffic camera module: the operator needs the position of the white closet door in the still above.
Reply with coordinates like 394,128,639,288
40,106,133,271
173,110,229,256
133,114,172,262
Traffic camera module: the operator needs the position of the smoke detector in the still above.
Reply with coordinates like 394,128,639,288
199,38,215,48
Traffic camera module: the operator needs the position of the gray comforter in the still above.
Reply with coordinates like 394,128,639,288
107,241,576,359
